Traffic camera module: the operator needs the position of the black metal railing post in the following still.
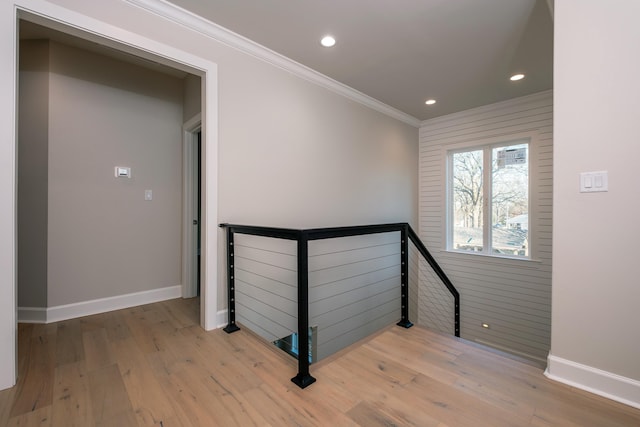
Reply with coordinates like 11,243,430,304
222,226,240,333
397,225,413,328
291,231,316,388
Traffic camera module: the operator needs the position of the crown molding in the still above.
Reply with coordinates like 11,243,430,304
124,0,421,128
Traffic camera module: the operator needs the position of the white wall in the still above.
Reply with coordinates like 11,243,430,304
216,71,418,310
547,0,640,408
1,0,418,389
419,91,553,362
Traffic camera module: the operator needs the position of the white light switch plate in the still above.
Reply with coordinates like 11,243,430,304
580,171,608,193
145,190,153,201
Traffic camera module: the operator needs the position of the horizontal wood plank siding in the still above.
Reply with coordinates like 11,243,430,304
309,233,401,360
232,232,404,362
418,90,553,362
234,234,298,342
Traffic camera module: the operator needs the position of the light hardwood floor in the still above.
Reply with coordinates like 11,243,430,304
1,297,639,426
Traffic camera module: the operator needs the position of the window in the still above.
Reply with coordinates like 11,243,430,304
448,139,530,258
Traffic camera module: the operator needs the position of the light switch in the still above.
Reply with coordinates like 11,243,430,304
145,190,153,201
580,171,608,193
594,175,603,188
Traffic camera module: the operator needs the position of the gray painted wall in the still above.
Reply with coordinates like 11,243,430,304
19,40,185,308
182,73,201,122
18,40,50,308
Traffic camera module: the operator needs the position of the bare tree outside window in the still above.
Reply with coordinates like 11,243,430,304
452,150,483,251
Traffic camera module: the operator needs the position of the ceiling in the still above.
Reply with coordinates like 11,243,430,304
166,0,553,121
20,0,553,123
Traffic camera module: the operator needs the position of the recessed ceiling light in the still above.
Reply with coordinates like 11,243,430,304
510,73,525,81
320,35,336,47
425,99,436,105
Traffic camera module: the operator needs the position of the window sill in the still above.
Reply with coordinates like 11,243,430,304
442,249,543,265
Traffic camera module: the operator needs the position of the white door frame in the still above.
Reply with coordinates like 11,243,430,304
182,114,201,299
1,0,219,390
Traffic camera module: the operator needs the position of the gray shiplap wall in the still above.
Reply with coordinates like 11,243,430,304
234,234,298,342
418,90,553,362
309,232,401,360
233,232,402,362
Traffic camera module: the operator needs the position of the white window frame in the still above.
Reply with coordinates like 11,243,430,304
445,135,534,260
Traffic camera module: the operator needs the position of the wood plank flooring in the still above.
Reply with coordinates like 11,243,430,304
1,297,639,426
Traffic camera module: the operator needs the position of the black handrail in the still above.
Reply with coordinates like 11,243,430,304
406,225,460,336
219,223,300,240
305,223,407,240
219,222,459,388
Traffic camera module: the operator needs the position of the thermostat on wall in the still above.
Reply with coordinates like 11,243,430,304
115,166,131,178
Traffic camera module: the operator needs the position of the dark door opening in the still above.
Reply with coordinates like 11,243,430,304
196,130,202,296
197,130,202,296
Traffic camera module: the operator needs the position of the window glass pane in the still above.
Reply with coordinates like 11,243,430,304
452,150,483,252
491,144,528,256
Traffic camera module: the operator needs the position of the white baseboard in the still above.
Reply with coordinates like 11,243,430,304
545,354,640,409
18,285,182,324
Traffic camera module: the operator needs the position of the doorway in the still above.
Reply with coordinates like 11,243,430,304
4,2,220,390
182,117,202,299
18,24,195,321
